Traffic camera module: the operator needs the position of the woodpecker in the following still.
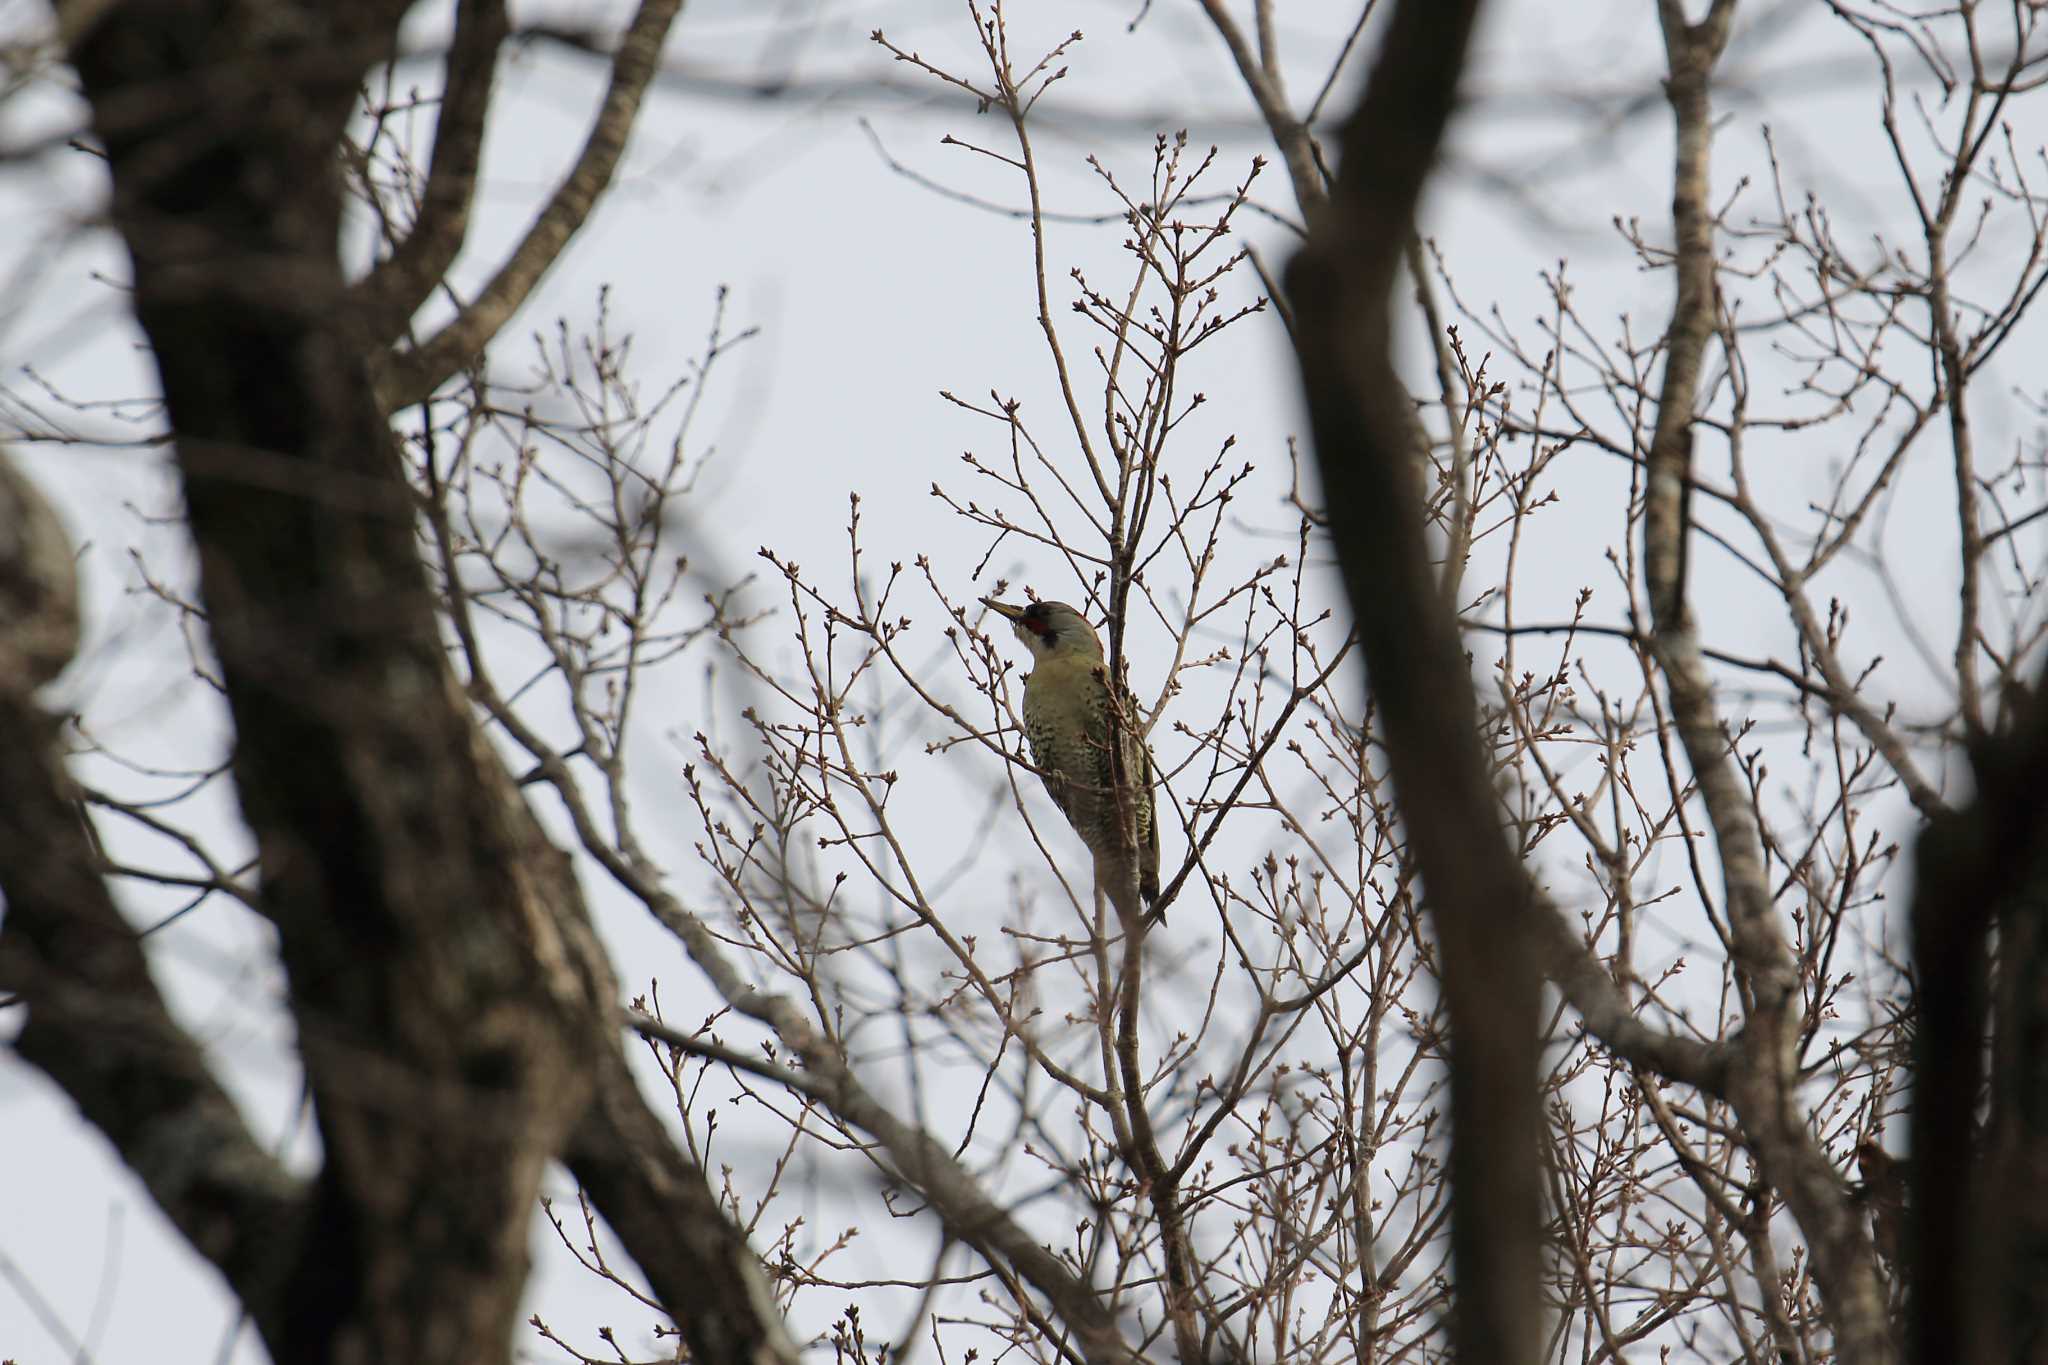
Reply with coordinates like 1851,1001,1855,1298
982,597,1163,927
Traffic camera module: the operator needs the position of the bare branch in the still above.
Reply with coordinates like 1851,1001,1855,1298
565,1044,802,1365
351,0,510,345
375,0,683,410
1644,6,1893,1356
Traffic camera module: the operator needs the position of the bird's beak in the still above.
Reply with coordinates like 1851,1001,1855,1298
981,597,1026,621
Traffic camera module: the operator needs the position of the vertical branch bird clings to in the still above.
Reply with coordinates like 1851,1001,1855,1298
982,597,1164,930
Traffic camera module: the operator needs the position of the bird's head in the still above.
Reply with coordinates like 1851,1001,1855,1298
981,597,1104,665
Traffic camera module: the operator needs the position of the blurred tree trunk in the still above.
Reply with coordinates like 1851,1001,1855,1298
1910,698,2048,1365
65,7,610,1360
1284,3,1543,1362
0,5,791,1362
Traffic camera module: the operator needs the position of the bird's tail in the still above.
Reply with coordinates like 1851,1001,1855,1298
1100,857,1159,932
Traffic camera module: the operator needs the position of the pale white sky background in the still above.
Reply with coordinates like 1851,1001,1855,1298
2,0,2034,1360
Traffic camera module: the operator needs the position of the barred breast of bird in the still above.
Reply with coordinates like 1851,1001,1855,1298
1020,657,1155,859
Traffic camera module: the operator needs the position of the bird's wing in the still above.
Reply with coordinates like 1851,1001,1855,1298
1140,745,1161,905
1123,697,1163,909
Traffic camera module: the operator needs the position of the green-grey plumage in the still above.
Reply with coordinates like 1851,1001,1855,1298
983,598,1163,926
